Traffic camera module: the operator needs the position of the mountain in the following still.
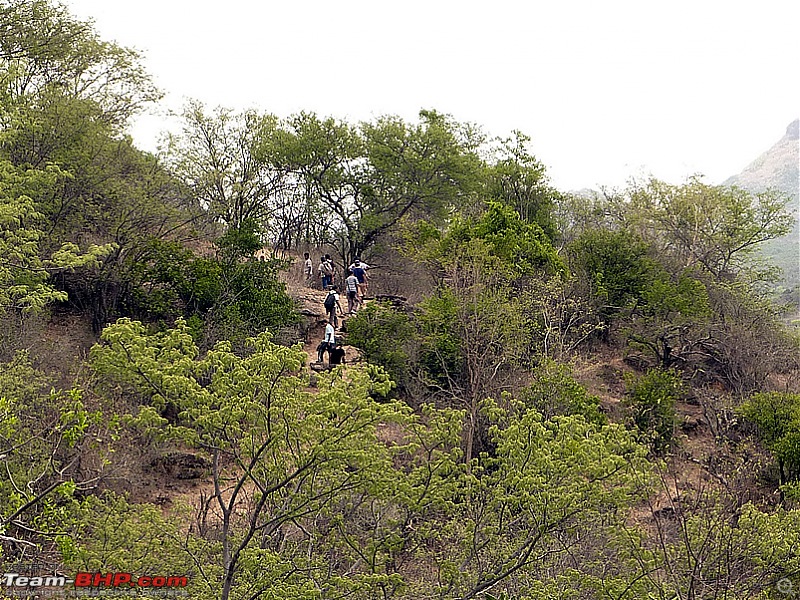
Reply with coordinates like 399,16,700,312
723,119,799,195
724,119,799,299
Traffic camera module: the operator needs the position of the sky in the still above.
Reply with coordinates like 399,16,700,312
62,0,799,192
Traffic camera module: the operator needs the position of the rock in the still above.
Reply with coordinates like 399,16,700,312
150,452,209,480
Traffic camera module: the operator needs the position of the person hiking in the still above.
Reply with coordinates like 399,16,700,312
328,340,346,368
317,321,336,364
318,256,331,290
344,269,360,314
347,257,370,272
303,252,313,286
324,254,336,287
351,259,368,301
324,285,343,328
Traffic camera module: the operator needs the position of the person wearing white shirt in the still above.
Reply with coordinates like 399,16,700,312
318,322,336,363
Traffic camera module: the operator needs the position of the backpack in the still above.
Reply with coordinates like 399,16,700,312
324,292,336,312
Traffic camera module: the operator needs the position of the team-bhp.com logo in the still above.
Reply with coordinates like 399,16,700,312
2,571,188,592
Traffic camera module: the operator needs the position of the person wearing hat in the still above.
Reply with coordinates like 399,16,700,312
324,285,343,328
350,259,369,301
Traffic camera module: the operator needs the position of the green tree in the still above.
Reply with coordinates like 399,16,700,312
414,241,533,467
89,319,461,600
622,368,685,454
484,130,560,241
0,159,111,312
0,0,159,126
519,358,605,425
407,201,563,281
626,270,712,369
567,228,654,319
617,177,793,284
739,392,800,487
441,401,650,599
122,224,297,349
165,102,290,231
276,110,481,265
345,301,414,390
0,352,115,563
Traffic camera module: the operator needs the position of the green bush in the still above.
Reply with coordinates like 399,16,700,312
520,359,606,425
567,229,655,319
623,368,684,454
739,392,800,486
122,236,297,346
345,302,413,389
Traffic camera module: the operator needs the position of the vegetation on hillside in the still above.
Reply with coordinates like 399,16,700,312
1,3,799,599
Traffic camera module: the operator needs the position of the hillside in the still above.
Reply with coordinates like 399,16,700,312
3,4,800,597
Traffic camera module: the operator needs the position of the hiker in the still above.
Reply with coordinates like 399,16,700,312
323,285,343,328
328,340,346,367
350,259,369,301
303,252,313,285
317,321,336,364
344,269,360,314
324,254,336,287
347,257,370,272
318,255,330,290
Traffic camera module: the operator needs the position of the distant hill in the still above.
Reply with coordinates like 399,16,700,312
723,119,799,299
723,119,799,195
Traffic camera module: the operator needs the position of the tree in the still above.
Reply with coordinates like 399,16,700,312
0,0,159,126
0,159,110,312
89,319,461,600
739,392,800,488
407,201,564,282
413,240,533,468
618,177,793,283
441,401,651,599
483,130,560,241
567,228,655,320
0,351,115,564
623,368,685,454
276,110,481,265
1,0,195,329
165,102,290,231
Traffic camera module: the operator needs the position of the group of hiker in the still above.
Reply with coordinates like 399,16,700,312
304,253,369,296
306,252,372,367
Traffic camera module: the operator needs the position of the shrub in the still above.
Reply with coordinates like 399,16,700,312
738,392,800,486
520,359,605,425
345,302,413,389
623,368,684,454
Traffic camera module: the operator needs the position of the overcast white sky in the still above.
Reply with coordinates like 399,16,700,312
63,0,799,192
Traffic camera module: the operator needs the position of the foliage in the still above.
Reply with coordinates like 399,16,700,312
442,401,651,598
88,318,464,600
409,202,563,279
165,102,287,230
615,177,793,284
344,301,413,390
0,159,112,312
0,351,115,563
122,227,297,346
623,368,685,454
567,228,654,318
64,492,193,576
739,392,800,487
484,131,560,241
0,0,160,127
528,273,604,359
519,359,605,425
273,109,482,265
